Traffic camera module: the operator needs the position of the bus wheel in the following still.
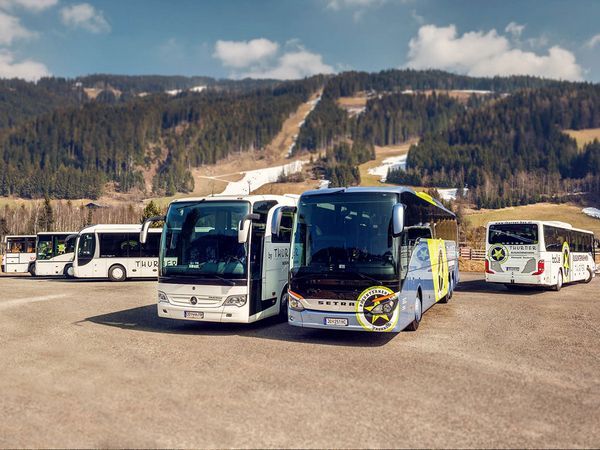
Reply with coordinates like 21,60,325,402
553,270,563,292
108,264,127,282
584,268,594,284
63,264,74,278
278,290,289,321
405,294,422,331
28,263,36,277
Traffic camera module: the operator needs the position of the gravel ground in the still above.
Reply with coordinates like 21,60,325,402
0,273,598,448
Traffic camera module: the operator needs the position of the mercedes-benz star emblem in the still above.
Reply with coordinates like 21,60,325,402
190,296,198,305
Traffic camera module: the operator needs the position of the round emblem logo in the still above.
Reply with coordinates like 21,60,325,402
190,296,198,305
488,244,509,264
355,286,400,332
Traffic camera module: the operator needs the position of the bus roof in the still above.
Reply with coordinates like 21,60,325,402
299,186,455,217
487,220,594,235
37,231,77,236
78,224,162,234
169,194,298,205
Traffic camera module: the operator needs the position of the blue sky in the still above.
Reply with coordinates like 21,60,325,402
1,0,600,82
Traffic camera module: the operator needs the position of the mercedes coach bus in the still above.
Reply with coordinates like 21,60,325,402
485,220,596,290
275,187,459,333
33,231,77,276
2,235,36,273
72,224,162,281
141,194,298,323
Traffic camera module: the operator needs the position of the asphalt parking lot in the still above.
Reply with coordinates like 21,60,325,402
0,273,599,448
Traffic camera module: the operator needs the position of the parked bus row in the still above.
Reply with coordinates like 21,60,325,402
2,186,597,333
2,225,162,281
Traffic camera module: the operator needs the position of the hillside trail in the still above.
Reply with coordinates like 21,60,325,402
187,89,322,196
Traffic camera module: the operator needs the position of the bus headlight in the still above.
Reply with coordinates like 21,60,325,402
224,295,247,307
288,291,305,311
158,291,169,303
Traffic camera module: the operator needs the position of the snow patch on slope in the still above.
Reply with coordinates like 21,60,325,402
583,207,600,219
368,155,408,182
220,160,307,195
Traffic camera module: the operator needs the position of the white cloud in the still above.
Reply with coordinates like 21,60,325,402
585,34,600,49
242,48,335,79
0,49,49,80
213,39,334,80
0,10,35,45
0,0,58,12
505,21,525,38
60,3,110,33
406,24,583,81
213,38,279,68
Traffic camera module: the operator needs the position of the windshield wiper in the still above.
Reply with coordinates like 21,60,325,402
343,270,385,285
291,269,385,285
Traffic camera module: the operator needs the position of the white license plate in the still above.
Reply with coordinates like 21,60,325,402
185,311,204,319
324,317,348,326
506,267,519,271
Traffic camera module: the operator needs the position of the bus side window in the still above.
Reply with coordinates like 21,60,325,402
272,210,293,244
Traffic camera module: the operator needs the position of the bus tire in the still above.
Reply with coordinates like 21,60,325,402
405,293,422,332
63,264,74,278
278,289,289,321
108,264,127,282
28,263,36,277
584,267,594,284
553,270,563,292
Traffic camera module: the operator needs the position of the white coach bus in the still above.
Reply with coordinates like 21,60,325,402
279,187,459,333
485,220,596,290
73,224,161,281
33,232,77,276
2,235,36,273
141,194,298,323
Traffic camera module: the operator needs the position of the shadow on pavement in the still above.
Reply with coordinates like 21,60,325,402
83,304,397,347
456,278,548,296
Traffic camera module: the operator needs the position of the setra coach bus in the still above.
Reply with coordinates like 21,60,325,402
485,220,596,290
274,187,459,333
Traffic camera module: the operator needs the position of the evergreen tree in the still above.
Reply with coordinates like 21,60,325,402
37,197,54,232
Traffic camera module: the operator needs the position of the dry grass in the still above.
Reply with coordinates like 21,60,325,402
337,95,368,109
358,141,415,187
563,128,600,150
253,180,321,196
465,202,600,236
459,258,485,273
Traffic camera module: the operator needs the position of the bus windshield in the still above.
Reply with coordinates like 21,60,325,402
488,223,539,245
161,201,249,280
291,192,399,279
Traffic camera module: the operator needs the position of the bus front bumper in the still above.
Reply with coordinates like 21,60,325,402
157,303,250,323
288,308,403,332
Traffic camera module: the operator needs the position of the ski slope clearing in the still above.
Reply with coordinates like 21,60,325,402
221,160,307,195
367,155,408,182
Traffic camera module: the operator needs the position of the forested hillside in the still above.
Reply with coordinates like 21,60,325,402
0,77,322,198
391,84,600,207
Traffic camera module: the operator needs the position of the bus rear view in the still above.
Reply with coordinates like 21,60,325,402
485,220,596,290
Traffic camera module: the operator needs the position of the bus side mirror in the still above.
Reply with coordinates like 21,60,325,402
140,216,165,244
392,203,405,236
238,213,260,244
271,206,297,237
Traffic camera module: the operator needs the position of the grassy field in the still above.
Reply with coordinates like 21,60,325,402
563,128,600,150
465,202,600,236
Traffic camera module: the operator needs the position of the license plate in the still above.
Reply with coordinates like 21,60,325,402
185,311,204,319
506,267,519,271
324,317,348,326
